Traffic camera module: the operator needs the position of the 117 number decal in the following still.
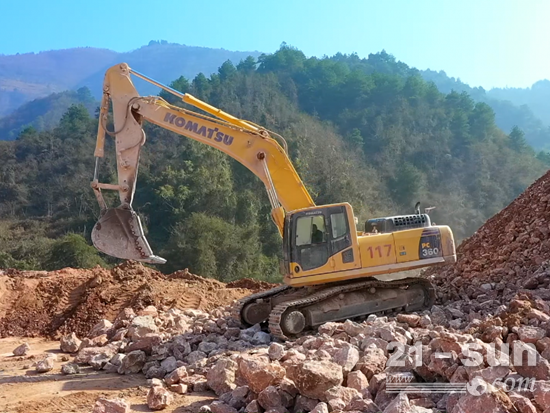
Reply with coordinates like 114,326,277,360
366,244,392,258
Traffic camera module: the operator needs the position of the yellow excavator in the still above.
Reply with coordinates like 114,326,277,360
90,63,456,340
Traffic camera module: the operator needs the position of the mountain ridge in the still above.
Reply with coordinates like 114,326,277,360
0,41,262,116
1,42,549,151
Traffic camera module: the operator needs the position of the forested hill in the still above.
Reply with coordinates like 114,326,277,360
421,69,550,150
320,50,550,151
422,70,550,129
0,45,548,281
0,40,261,116
2,43,549,152
488,80,550,126
0,87,97,140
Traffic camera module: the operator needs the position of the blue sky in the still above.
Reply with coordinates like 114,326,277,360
0,0,548,89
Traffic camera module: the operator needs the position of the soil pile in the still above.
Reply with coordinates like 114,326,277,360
0,261,277,339
424,169,550,314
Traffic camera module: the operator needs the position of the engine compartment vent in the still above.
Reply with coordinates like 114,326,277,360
365,214,431,233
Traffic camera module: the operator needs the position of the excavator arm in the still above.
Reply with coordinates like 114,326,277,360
90,63,315,264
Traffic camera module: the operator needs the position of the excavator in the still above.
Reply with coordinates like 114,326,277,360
90,63,457,340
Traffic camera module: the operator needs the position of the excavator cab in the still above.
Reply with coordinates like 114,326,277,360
282,203,360,281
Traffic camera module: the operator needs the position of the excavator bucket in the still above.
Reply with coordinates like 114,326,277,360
91,207,167,264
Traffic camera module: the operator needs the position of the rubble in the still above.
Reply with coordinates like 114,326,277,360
237,354,286,393
61,362,80,374
35,354,55,373
48,293,549,412
533,380,550,410
286,360,343,401
12,342,30,356
346,370,369,397
424,171,550,319
60,332,81,353
0,261,275,339
118,349,146,374
147,385,174,410
92,397,130,413
451,381,515,413
207,358,238,395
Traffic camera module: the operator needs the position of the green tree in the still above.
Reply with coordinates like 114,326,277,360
536,151,550,166
345,128,363,147
44,233,107,270
0,251,31,270
389,163,426,208
192,73,212,101
57,104,92,138
160,76,190,104
160,213,278,282
237,56,257,73
218,60,238,81
509,126,529,152
469,102,495,141
258,42,306,74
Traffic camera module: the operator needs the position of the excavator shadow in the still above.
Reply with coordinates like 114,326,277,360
0,368,145,392
60,369,147,391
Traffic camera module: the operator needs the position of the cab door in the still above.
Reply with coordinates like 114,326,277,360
288,205,359,277
293,210,330,272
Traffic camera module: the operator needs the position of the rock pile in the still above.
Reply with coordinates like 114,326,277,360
425,172,550,303
10,170,550,412
60,303,550,413
424,170,550,317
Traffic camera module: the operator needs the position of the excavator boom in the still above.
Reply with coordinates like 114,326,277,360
91,63,314,263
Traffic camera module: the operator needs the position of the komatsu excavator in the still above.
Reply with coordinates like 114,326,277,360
90,63,456,340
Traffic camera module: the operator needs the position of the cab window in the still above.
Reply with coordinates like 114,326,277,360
296,215,326,245
294,214,328,271
329,210,352,254
330,212,347,238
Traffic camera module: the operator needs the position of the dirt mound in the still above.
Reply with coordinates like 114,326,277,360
225,278,278,292
0,261,272,340
424,169,550,311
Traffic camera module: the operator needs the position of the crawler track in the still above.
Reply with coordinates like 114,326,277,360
232,277,436,340
268,277,435,340
231,284,292,325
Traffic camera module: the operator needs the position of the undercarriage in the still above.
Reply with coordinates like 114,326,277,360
232,276,436,340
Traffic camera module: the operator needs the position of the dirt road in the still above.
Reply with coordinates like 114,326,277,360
0,337,215,413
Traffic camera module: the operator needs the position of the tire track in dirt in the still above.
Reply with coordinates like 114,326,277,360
14,392,98,413
0,262,278,338
175,293,203,310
